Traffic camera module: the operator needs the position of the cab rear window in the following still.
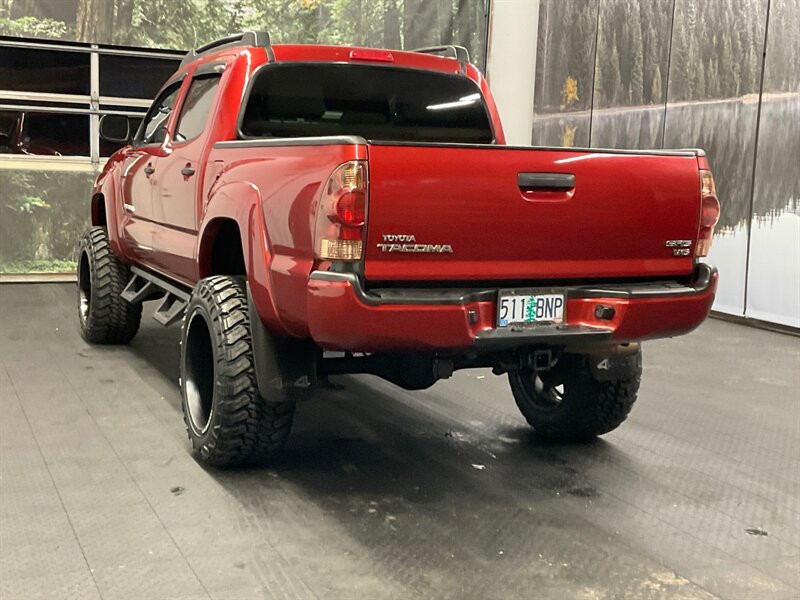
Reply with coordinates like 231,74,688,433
240,64,493,144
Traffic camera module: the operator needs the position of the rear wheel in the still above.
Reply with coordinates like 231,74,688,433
77,226,141,344
180,276,295,467
508,351,642,441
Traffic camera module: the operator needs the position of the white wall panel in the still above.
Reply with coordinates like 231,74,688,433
485,0,539,145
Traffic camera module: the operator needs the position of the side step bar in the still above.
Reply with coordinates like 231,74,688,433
121,267,192,327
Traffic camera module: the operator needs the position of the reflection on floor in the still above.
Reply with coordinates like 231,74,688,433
1,284,798,599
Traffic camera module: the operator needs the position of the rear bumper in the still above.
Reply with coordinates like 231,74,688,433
306,264,718,352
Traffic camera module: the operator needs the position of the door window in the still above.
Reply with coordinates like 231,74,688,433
174,75,222,143
137,82,182,145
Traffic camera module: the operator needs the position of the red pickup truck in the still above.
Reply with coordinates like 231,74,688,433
78,32,720,467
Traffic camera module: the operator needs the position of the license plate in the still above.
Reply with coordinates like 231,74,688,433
497,291,565,327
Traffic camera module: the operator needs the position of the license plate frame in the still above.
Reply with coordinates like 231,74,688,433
496,289,566,328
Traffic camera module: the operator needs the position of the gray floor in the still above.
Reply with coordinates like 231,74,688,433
1,283,798,600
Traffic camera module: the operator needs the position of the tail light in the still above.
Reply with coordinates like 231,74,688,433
696,169,720,257
314,161,368,261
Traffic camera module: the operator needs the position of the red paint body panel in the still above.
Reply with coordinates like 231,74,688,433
306,277,488,351
364,146,701,281
563,275,719,341
306,270,718,352
94,41,717,353
205,142,367,337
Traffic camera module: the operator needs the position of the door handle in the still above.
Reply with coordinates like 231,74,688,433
518,172,575,191
144,164,155,176
180,164,195,178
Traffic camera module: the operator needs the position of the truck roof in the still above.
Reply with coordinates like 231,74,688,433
180,30,474,78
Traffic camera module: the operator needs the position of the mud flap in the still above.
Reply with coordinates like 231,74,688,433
589,349,643,382
246,283,317,402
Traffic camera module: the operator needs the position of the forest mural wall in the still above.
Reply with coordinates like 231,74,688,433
0,170,94,274
0,0,489,70
532,0,799,328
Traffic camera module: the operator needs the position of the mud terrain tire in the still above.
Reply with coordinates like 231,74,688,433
508,351,642,441
180,276,295,467
77,226,141,344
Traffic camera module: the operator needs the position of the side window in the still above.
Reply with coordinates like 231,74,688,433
174,75,221,143
138,82,182,145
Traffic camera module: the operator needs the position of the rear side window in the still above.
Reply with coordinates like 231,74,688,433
175,75,221,143
240,64,493,144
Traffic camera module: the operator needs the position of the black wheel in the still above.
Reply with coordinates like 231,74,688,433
180,276,295,467
77,226,141,344
508,351,642,441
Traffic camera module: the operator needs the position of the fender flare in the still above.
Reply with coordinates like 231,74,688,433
200,181,317,401
197,180,290,337
93,173,130,262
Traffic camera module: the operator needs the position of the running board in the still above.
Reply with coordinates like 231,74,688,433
152,294,188,327
121,274,161,304
122,267,192,327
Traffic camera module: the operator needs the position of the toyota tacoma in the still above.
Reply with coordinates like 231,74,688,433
77,31,720,467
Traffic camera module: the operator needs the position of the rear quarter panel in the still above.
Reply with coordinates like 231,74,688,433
204,142,366,336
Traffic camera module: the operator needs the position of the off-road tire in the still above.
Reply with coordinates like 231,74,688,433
77,226,141,344
180,276,295,467
508,352,641,441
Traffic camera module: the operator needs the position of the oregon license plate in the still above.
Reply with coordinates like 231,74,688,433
497,291,565,327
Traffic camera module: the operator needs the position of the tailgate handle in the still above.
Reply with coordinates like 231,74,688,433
518,172,575,191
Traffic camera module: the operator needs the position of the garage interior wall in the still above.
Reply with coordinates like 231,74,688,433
525,0,799,328
0,0,490,275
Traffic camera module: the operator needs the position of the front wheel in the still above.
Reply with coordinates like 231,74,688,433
508,351,642,441
180,276,295,467
77,226,141,344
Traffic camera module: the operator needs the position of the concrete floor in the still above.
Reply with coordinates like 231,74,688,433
1,283,799,600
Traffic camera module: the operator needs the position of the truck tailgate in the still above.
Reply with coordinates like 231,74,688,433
364,144,701,282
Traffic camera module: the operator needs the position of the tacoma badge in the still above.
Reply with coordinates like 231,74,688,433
377,234,453,254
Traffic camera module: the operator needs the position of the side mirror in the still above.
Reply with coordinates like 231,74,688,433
99,114,132,144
